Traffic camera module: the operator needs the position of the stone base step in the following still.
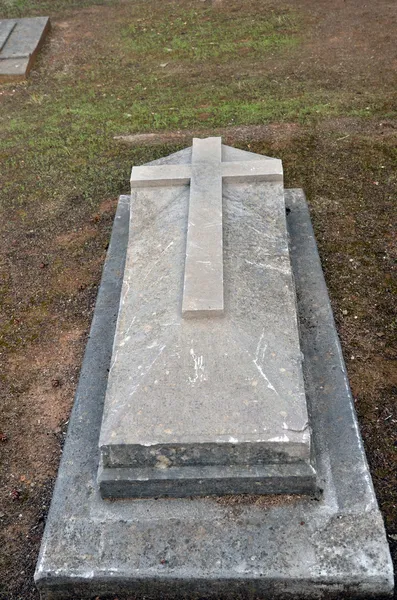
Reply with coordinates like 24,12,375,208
98,461,317,498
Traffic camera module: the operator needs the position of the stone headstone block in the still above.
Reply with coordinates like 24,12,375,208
98,140,315,497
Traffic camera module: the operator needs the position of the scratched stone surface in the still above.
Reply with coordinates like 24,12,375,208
98,143,312,493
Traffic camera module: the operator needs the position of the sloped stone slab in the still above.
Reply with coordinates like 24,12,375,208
34,190,393,599
0,20,16,52
99,143,313,497
0,17,50,82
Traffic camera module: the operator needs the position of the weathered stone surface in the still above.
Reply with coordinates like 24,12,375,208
98,462,316,498
0,20,16,52
34,191,394,599
99,142,312,496
0,57,30,79
0,17,50,82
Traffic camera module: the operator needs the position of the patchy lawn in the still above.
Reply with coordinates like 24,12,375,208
0,0,396,598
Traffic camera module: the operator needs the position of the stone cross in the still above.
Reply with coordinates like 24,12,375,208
99,139,312,499
130,137,282,318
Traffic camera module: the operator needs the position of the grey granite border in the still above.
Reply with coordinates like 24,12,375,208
34,190,393,599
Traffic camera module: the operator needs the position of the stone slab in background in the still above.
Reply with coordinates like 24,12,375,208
34,190,393,599
0,17,50,82
0,20,16,51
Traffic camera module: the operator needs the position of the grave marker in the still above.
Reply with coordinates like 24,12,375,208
35,140,393,600
130,137,283,317
98,138,314,498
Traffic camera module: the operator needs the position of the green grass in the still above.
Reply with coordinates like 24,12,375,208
0,0,396,220
0,0,115,18
121,8,299,61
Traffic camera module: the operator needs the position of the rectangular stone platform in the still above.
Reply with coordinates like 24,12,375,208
98,140,315,497
35,190,393,599
0,17,50,82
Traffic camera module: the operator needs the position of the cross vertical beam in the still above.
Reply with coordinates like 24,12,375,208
182,137,224,317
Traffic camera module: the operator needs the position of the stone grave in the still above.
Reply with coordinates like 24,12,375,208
0,17,50,82
35,139,393,599
98,137,315,498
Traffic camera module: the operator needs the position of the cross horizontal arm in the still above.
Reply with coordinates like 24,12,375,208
130,164,192,187
221,159,283,183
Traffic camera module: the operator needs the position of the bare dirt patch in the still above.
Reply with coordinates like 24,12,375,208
215,493,304,510
114,123,301,147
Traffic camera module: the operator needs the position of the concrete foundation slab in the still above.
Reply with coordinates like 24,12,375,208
35,190,393,599
0,17,50,82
